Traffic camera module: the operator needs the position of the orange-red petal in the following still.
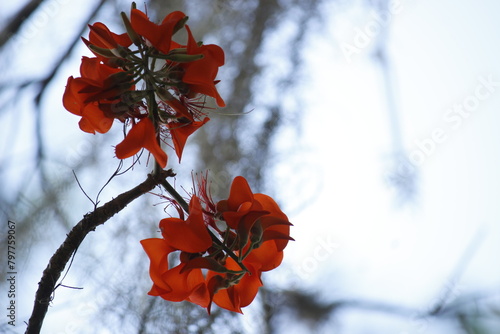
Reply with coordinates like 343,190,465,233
181,26,225,107
159,196,212,253
254,194,291,251
156,264,206,302
80,103,114,134
209,259,263,313
115,117,168,167
168,117,210,162
141,238,209,305
140,238,176,291
88,22,132,50
130,9,186,54
244,241,284,272
226,176,254,210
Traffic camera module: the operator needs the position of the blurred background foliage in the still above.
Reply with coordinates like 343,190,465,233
0,0,499,333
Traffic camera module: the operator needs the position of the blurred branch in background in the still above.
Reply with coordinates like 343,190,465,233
258,227,499,333
262,287,500,334
367,0,418,205
175,0,322,195
0,0,44,49
0,0,323,332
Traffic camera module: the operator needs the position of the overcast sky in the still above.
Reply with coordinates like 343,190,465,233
282,1,500,332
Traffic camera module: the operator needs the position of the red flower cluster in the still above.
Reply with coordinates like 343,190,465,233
141,176,293,313
63,6,225,168
62,3,292,316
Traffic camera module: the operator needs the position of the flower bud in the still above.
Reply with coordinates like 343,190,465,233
87,44,117,58
110,45,129,58
166,69,184,82
168,47,188,55
173,16,189,35
121,90,148,104
249,221,264,245
155,87,175,102
105,71,134,86
121,12,141,46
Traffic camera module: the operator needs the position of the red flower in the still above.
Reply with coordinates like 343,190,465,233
217,176,293,270
140,238,209,307
168,117,210,162
115,117,168,168
140,196,214,309
206,259,263,313
87,22,132,50
130,9,186,54
141,176,293,313
77,60,133,103
64,9,223,164
159,196,212,253
63,57,134,134
177,26,225,107
63,76,113,134
216,176,263,229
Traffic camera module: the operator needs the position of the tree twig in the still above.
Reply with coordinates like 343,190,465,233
25,169,174,334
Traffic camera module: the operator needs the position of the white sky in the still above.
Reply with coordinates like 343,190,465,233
278,0,500,333
3,0,500,333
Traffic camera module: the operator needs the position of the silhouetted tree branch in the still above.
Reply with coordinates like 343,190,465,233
25,169,174,334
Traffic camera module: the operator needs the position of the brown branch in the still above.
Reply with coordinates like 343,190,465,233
25,169,174,334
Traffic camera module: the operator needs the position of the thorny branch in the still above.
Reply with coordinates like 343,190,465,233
25,169,174,334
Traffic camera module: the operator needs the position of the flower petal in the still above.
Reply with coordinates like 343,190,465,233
181,26,225,107
140,238,176,292
88,22,132,49
63,76,82,115
160,196,212,253
80,103,114,134
115,118,168,167
244,241,284,272
157,264,206,302
130,9,186,54
227,176,254,211
210,259,262,313
168,117,210,162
